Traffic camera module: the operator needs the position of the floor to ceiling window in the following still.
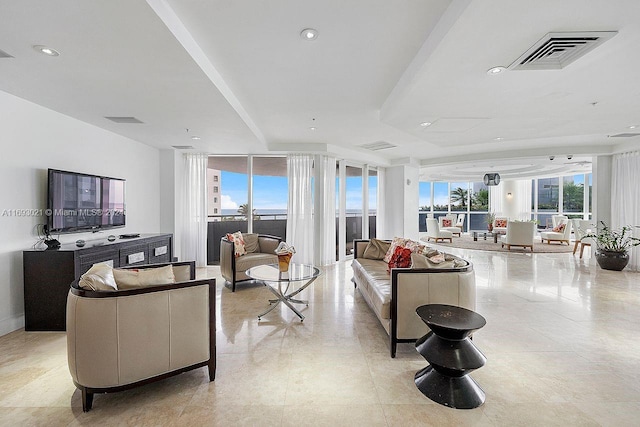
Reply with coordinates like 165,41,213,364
206,155,287,264
368,168,377,239
420,174,591,232
344,165,363,257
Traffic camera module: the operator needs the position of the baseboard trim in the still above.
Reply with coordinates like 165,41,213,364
0,314,25,337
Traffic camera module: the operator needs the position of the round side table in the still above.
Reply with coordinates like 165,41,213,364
414,304,487,409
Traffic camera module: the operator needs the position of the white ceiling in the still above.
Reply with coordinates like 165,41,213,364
1,0,639,180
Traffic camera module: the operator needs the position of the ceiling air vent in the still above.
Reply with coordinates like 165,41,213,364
360,141,397,151
509,31,617,70
609,133,640,138
171,145,195,149
0,49,13,58
104,116,144,124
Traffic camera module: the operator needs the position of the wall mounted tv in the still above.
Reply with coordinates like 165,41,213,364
47,169,126,234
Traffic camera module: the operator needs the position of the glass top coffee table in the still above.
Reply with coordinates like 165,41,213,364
246,263,320,322
470,230,503,243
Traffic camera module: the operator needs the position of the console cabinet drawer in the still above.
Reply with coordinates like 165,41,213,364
148,238,171,264
119,244,149,266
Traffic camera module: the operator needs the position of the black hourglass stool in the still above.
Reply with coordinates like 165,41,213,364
414,304,487,409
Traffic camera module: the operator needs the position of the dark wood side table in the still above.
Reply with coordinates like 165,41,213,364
414,304,487,409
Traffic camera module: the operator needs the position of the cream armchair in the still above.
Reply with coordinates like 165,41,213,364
501,221,535,251
220,234,281,291
426,218,453,242
439,214,464,236
67,261,216,412
540,218,572,245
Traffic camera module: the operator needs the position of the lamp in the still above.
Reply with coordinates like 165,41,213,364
507,192,513,198
483,173,500,186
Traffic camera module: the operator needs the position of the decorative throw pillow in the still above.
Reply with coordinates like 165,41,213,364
242,233,260,253
113,265,176,290
552,223,566,233
388,246,413,271
226,231,246,257
442,219,452,227
78,262,118,291
383,237,411,263
362,238,391,260
495,219,507,228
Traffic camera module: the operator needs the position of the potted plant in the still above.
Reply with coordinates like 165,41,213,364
486,212,496,232
585,221,640,271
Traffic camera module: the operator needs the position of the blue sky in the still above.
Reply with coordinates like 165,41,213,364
220,171,377,211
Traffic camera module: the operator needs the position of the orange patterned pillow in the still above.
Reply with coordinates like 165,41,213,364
442,219,452,227
495,219,507,228
552,223,566,233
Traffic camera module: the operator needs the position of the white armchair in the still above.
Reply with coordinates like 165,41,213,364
552,215,568,228
540,218,572,245
439,214,462,236
426,218,453,243
572,219,595,258
501,221,535,251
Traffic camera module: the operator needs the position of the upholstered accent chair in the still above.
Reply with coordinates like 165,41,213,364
501,221,535,251
220,234,282,291
426,218,453,242
439,213,462,236
540,218,572,245
572,219,595,258
67,261,216,412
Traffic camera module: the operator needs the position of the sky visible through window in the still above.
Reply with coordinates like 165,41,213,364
219,170,377,214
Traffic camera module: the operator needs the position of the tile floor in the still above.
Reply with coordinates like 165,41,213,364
1,244,640,426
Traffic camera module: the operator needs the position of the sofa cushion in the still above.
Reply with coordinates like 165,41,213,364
114,265,176,290
235,253,278,274
411,252,461,269
79,262,118,291
388,246,412,270
353,259,391,319
226,231,246,257
242,233,260,253
362,238,391,260
172,265,192,282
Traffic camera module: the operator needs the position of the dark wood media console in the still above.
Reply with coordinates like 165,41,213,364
23,233,173,331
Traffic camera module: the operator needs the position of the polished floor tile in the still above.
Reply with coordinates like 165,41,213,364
1,244,639,425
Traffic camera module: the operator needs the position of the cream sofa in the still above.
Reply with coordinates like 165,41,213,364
352,239,476,358
220,234,282,291
67,261,215,412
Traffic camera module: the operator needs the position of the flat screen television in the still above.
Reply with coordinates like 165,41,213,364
47,169,126,234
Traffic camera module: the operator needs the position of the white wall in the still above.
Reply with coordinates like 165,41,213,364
0,91,161,336
382,164,419,239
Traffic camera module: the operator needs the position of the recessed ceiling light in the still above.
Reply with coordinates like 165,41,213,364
190,136,201,140
629,125,638,129
300,28,318,41
420,122,432,127
487,66,506,75
309,127,317,131
494,137,504,141
33,45,59,56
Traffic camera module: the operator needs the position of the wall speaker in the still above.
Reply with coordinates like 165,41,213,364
483,173,501,186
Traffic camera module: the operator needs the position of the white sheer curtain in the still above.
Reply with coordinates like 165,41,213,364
314,155,336,266
611,150,640,271
181,153,208,267
287,154,314,264
489,186,503,216
514,179,532,220
377,168,386,239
